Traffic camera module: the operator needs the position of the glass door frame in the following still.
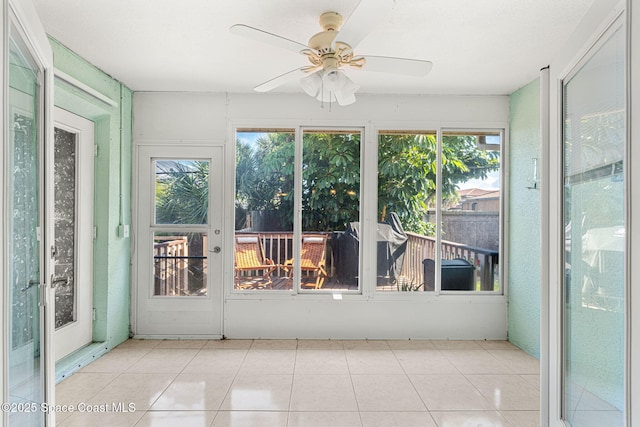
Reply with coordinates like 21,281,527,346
545,3,629,426
4,1,55,425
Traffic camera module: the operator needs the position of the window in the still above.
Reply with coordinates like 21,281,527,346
377,130,502,293
440,131,501,292
234,127,502,294
235,129,294,290
234,128,362,292
153,160,209,296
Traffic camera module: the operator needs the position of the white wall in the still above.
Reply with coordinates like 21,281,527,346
133,91,510,340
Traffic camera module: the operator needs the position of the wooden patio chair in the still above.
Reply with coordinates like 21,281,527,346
234,234,276,289
284,234,329,289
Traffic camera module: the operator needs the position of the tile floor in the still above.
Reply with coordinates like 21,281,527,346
55,339,540,427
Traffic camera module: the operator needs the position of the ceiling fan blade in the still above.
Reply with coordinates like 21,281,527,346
334,0,395,51
360,55,433,76
254,68,307,92
230,24,308,54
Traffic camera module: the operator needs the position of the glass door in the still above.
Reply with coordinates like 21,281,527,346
53,108,95,361
7,22,45,427
135,145,224,337
562,20,626,426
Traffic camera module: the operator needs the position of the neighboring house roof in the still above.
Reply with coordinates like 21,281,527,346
458,188,497,199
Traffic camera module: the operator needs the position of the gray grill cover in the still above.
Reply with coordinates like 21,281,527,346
332,213,408,284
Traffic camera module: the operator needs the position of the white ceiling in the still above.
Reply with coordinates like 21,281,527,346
33,0,594,96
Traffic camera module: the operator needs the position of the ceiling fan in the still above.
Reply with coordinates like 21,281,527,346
230,0,433,106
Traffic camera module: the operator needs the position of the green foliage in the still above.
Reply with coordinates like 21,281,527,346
234,132,500,235
302,132,360,231
156,161,209,225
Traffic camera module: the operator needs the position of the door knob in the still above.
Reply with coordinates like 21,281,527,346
212,246,221,253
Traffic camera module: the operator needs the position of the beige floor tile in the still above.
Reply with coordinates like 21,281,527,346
205,339,253,349
475,340,519,350
297,339,344,350
287,411,362,427
56,338,542,427
251,339,298,349
346,350,404,374
393,349,459,374
441,349,515,375
79,348,147,373
135,410,216,427
352,374,427,412
114,339,161,350
432,340,483,350
126,349,199,373
343,340,390,350
520,374,540,390
56,372,118,404
155,339,207,349
86,372,176,411
151,373,235,410
290,374,358,411
238,349,296,375
360,411,438,427
386,340,437,350
55,372,119,423
409,374,493,411
488,349,540,374
211,411,288,427
57,408,143,427
500,410,540,427
294,349,349,374
219,374,293,411
430,410,512,427
182,349,248,374
467,374,540,410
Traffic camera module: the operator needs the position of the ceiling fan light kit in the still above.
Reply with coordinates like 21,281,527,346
230,0,432,107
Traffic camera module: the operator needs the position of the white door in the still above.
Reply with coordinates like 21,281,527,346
135,145,223,337
53,107,95,361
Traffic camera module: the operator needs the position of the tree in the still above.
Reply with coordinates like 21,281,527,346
378,134,500,234
235,132,500,235
155,161,209,294
302,132,360,231
235,133,295,230
156,160,209,225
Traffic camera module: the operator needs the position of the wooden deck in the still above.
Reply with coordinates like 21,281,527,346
234,275,411,292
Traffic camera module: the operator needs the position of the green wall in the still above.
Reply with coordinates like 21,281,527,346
50,38,132,354
508,79,541,357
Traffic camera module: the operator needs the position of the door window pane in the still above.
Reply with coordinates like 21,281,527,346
155,160,209,225
54,128,77,328
562,25,625,426
154,232,207,296
7,24,43,426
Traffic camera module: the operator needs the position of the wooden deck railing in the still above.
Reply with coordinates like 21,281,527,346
235,230,498,291
153,235,208,296
153,231,499,292
400,232,499,291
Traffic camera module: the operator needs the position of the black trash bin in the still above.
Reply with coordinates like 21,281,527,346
423,258,475,291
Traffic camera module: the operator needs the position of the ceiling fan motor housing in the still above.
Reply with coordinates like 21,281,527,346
307,13,357,71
